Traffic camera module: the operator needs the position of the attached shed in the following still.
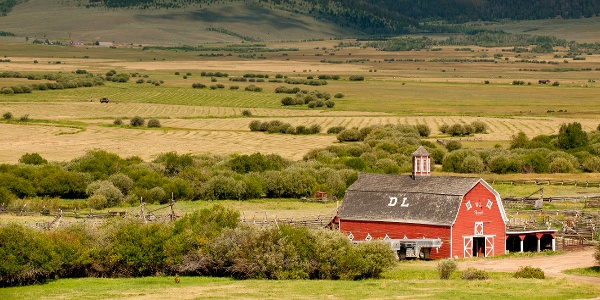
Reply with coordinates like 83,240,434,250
337,146,508,259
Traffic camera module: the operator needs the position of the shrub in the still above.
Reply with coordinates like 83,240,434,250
334,92,344,98
446,140,462,152
147,119,161,128
349,75,365,81
549,157,574,173
229,153,286,174
471,120,487,133
104,220,170,277
87,194,108,209
113,118,122,125
18,153,48,165
241,109,252,117
201,175,246,200
249,120,262,131
130,116,145,127
447,124,464,136
86,180,123,207
510,132,529,149
439,124,449,133
245,85,262,92
337,129,363,142
309,124,322,134
461,268,489,280
327,126,345,134
514,266,545,279
230,85,239,90
1,87,14,94
0,224,56,287
325,100,335,108
191,83,206,89
19,114,30,122
108,173,134,195
461,156,485,173
415,124,431,137
582,156,600,172
437,259,457,279
552,81,560,86
0,187,16,206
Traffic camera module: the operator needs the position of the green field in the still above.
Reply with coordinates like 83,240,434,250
0,264,597,300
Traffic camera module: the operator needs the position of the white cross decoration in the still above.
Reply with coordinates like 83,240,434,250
486,199,493,209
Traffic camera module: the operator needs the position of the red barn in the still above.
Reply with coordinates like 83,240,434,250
337,146,508,259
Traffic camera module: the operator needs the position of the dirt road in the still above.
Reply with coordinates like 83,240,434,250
459,247,599,285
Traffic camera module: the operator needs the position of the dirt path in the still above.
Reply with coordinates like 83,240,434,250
459,247,599,285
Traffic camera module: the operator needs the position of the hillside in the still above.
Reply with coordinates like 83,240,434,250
1,0,600,45
0,0,356,45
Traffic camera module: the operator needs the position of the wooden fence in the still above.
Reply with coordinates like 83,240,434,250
240,208,338,229
491,178,600,188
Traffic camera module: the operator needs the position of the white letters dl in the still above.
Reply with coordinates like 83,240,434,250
389,197,409,207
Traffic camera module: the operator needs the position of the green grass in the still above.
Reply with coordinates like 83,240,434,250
564,266,600,277
0,265,598,300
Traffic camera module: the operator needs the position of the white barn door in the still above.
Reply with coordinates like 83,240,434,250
485,236,494,257
463,237,473,258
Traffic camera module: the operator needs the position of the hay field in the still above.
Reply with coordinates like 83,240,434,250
0,98,594,163
0,39,599,163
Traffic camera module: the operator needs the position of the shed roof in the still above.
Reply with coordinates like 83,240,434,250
338,173,487,226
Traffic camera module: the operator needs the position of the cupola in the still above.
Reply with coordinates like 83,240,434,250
412,146,431,178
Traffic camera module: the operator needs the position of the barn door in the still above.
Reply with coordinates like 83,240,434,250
485,236,494,257
463,237,473,258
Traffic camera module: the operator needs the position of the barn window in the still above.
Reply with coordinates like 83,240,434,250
365,233,372,241
348,232,354,241
486,199,493,209
474,222,484,236
465,201,472,210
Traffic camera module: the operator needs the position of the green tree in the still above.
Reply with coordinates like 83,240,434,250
557,122,588,150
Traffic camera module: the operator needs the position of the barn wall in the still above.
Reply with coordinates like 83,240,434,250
340,220,452,259
452,183,506,258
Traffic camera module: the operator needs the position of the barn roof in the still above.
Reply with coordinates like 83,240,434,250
338,173,491,226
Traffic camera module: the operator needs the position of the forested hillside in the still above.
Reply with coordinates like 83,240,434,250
87,0,600,34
